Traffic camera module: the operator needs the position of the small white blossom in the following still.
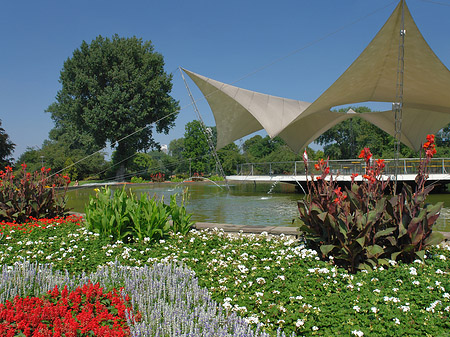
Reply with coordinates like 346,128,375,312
296,319,305,327
352,330,364,337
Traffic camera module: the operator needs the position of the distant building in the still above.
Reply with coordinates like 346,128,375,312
160,144,168,154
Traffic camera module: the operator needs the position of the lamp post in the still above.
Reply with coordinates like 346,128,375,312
40,156,44,168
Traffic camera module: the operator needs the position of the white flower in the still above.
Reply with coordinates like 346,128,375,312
237,264,248,273
256,277,266,285
412,280,420,286
436,269,444,274
373,289,380,294
439,255,446,260
371,307,378,314
398,305,410,312
409,267,417,275
352,330,364,337
443,293,450,299
393,318,400,325
296,319,305,327
353,305,361,312
312,326,319,331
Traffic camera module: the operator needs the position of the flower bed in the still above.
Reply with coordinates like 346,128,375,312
0,218,448,336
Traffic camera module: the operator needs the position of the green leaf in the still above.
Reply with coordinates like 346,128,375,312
366,245,384,258
391,251,402,261
356,237,366,247
415,250,425,261
320,244,336,256
374,227,396,239
423,232,444,247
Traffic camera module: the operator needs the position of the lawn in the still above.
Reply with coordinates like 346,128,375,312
0,216,449,336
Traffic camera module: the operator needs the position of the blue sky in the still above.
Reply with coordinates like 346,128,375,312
2,0,450,160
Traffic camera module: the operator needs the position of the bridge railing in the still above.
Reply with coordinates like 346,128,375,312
235,158,450,177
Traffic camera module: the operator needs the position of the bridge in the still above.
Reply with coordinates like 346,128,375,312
227,158,450,192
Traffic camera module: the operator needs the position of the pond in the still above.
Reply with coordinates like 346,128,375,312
66,181,450,231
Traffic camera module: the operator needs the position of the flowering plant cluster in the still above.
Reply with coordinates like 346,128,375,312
0,281,137,336
0,218,449,336
0,164,71,223
0,215,82,236
150,172,165,182
298,135,444,273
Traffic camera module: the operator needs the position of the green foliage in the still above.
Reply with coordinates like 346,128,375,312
316,107,418,159
0,165,70,222
84,187,135,242
2,220,449,336
298,139,444,273
16,139,107,181
84,186,194,243
0,119,15,169
183,120,210,174
47,34,179,173
168,188,195,236
128,153,154,180
130,176,148,184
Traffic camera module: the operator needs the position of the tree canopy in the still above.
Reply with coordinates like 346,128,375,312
315,107,418,159
0,120,15,169
47,34,179,177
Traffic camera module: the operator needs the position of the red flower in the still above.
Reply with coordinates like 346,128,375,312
358,148,372,161
376,158,385,170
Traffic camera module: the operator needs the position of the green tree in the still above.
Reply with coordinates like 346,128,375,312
0,120,15,169
168,138,189,175
315,106,416,160
242,135,287,162
182,120,210,175
47,34,179,178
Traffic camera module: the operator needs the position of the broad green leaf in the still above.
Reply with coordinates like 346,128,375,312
320,244,336,256
366,245,384,258
374,227,396,239
424,232,444,247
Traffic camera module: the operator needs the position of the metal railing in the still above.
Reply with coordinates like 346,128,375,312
235,158,450,177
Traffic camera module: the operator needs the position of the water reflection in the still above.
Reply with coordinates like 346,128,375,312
66,182,450,230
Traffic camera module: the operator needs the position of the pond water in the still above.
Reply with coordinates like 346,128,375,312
66,181,450,231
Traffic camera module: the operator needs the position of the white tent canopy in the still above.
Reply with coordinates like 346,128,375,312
183,0,450,152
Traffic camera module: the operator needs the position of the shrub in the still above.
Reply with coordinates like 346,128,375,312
130,176,148,184
150,172,165,182
298,135,444,273
84,186,195,243
0,164,70,222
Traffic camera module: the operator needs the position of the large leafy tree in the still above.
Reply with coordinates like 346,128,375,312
182,120,210,174
0,120,15,169
315,106,416,159
47,34,179,178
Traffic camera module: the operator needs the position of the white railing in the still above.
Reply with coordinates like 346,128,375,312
236,158,450,177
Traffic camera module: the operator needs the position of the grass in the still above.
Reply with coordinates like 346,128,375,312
0,216,449,336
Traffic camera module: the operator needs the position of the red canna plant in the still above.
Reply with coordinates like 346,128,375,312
298,135,443,273
0,164,71,222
